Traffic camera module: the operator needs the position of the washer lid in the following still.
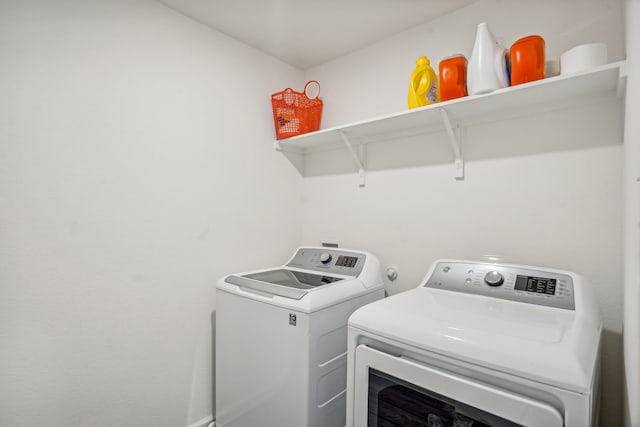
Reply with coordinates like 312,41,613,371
224,269,345,300
349,286,601,393
217,246,384,313
243,269,344,290
223,269,345,300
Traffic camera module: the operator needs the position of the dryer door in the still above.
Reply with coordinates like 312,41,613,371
353,345,563,427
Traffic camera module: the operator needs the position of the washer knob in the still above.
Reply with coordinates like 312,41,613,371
484,270,504,286
319,253,332,264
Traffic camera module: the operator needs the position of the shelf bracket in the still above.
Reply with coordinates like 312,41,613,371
618,61,628,99
439,108,464,180
339,130,366,187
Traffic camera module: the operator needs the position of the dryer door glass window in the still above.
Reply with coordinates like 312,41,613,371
354,345,564,427
368,369,521,427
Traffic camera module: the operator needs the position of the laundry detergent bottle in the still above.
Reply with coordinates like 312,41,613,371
467,22,510,95
408,56,439,109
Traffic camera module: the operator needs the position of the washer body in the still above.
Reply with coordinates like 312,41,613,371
346,259,602,427
216,247,384,427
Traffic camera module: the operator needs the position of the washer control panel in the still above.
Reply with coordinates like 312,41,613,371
424,261,575,310
287,248,366,276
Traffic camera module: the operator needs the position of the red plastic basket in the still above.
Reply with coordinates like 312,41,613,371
271,81,323,140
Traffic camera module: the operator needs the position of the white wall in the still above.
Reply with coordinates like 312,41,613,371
0,0,629,425
303,0,625,425
0,1,303,426
623,1,640,426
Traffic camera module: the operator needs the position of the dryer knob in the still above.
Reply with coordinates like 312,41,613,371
320,253,332,264
484,270,504,286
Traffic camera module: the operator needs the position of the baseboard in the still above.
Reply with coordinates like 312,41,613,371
185,415,214,427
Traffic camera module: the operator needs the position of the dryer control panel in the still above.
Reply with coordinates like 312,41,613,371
286,247,366,276
424,261,575,310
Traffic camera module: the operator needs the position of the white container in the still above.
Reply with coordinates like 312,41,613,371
560,43,608,75
467,22,510,95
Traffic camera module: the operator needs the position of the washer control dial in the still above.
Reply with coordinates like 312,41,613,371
319,253,332,264
484,270,504,287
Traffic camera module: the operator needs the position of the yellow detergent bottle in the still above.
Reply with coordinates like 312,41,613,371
408,56,439,109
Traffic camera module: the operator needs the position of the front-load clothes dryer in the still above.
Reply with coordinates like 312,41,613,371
346,259,602,427
216,247,384,427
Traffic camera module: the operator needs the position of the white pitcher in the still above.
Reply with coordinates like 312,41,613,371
467,22,510,95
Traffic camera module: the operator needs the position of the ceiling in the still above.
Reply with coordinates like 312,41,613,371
158,0,477,69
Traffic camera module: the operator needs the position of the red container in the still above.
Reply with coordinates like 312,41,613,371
439,54,468,102
510,35,545,86
271,81,323,140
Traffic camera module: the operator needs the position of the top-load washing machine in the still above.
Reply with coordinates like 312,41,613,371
346,259,602,427
216,247,384,427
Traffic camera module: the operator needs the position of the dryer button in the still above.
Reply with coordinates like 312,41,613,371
484,271,504,287
319,253,332,264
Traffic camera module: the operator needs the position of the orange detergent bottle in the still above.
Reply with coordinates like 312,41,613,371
408,56,439,109
439,54,468,101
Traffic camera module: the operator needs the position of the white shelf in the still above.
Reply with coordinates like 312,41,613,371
275,61,627,183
